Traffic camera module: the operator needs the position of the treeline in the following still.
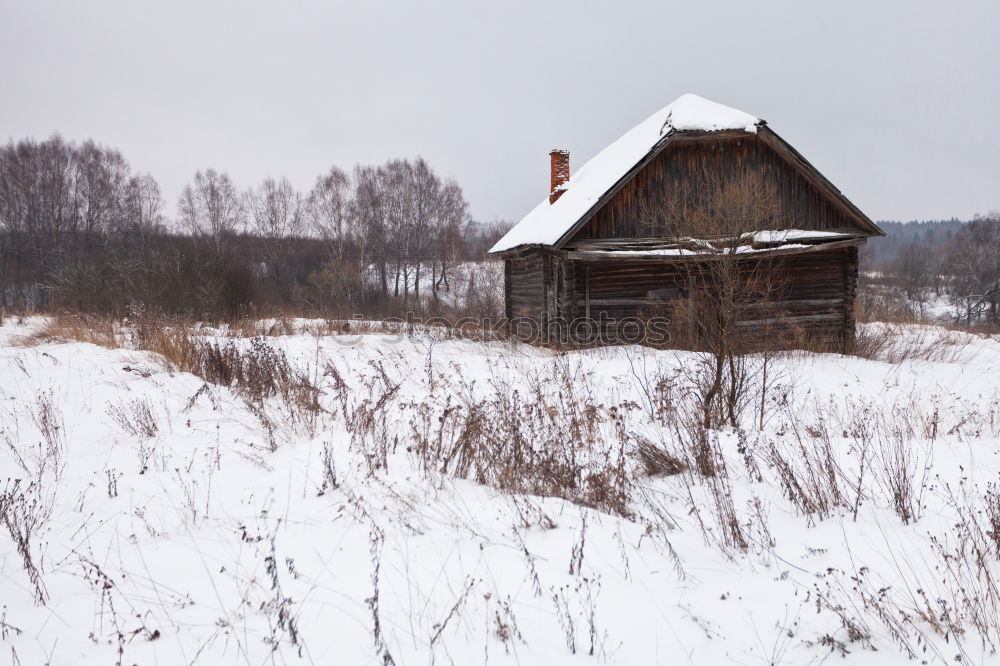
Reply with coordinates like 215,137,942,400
862,219,967,267
0,135,511,318
862,215,1000,326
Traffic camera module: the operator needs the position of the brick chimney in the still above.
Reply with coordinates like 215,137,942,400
549,149,570,204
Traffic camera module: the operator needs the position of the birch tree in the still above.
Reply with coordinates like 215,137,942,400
177,169,244,263
247,177,302,298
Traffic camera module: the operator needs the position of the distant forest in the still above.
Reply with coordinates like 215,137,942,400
861,216,1000,326
863,219,967,266
0,135,511,319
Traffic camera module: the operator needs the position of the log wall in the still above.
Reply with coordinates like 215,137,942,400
506,251,550,343
575,133,861,241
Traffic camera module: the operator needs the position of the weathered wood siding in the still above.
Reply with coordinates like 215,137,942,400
505,252,554,343
573,134,862,241
506,246,860,351
563,246,858,350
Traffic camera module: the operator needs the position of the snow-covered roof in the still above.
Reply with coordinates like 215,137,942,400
490,94,762,253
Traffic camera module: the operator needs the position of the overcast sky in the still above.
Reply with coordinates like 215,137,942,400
2,0,998,224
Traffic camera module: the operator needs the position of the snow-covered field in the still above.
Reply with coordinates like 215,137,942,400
2,317,1000,664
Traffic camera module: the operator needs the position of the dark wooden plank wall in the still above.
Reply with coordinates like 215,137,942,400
506,252,551,343
575,135,860,241
550,247,857,350
843,244,859,346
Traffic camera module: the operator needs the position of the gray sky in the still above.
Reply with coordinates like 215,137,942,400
2,0,998,224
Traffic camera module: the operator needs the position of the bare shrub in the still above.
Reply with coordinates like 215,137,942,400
637,164,793,429
1,479,48,604
29,390,66,483
106,398,159,438
871,422,931,525
986,485,1000,558
74,553,158,665
34,310,325,451
346,366,400,473
661,410,750,555
123,311,323,439
0,390,70,607
855,279,923,325
193,337,303,404
432,390,630,515
0,605,23,639
366,527,397,666
401,361,633,516
810,569,886,656
491,595,526,654
703,467,749,553
317,440,339,495
814,480,1000,662
667,406,716,478
759,421,848,523
635,435,687,477
848,322,896,360
912,480,1000,654
262,536,301,649
429,577,476,651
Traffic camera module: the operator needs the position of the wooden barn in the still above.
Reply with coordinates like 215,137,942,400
490,94,884,351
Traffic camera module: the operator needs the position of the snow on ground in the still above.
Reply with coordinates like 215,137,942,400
2,318,1000,664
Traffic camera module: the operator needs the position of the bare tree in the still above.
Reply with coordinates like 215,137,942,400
121,174,164,236
380,160,412,301
465,218,513,258
0,134,483,318
248,177,301,242
247,177,302,299
404,159,436,304
428,180,470,301
305,166,352,261
73,140,130,239
0,135,143,310
353,159,471,308
177,169,244,262
640,165,787,428
0,137,63,306
949,212,1000,325
892,240,939,316
352,164,389,297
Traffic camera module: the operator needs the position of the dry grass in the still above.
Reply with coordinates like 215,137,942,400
22,313,628,513
12,312,118,347
21,311,324,452
402,359,634,516
850,323,972,364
